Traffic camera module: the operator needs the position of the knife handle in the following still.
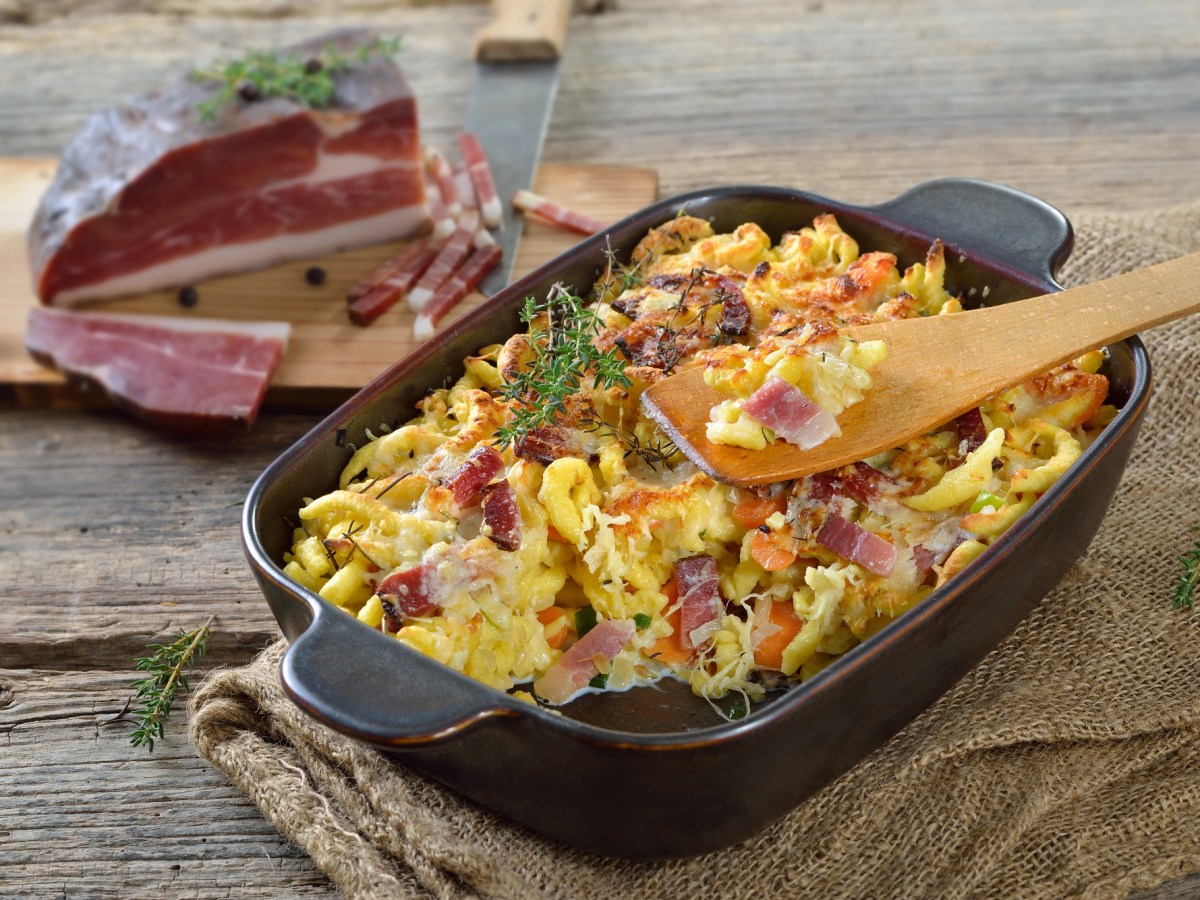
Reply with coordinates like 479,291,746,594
474,0,571,62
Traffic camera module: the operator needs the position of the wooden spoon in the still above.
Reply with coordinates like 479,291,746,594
642,252,1200,487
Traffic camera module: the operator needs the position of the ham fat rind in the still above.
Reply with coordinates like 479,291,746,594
25,308,289,430
743,377,841,450
534,619,636,705
30,29,429,306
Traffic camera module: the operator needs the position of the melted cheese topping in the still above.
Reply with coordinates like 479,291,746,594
285,214,1113,715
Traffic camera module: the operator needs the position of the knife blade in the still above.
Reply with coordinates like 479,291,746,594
467,0,571,295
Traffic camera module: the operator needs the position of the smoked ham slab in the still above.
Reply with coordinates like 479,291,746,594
25,308,289,430
28,29,429,306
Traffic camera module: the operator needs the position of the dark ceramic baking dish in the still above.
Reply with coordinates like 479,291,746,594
243,179,1149,860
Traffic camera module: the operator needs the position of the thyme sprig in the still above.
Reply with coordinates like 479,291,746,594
192,36,400,122
579,409,678,471
129,616,214,752
495,284,631,447
1172,529,1200,612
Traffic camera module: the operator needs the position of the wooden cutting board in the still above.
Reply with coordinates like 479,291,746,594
0,159,658,408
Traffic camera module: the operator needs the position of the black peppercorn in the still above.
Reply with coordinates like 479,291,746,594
758,524,772,533
177,285,199,308
237,80,261,102
304,265,327,286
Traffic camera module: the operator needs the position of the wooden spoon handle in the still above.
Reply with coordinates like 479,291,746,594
849,250,1200,402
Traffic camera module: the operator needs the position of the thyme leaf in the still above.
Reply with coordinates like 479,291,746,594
1172,529,1200,612
192,35,401,122
129,616,214,752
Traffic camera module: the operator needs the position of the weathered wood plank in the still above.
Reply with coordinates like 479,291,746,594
0,668,335,897
3,0,1200,213
0,410,321,669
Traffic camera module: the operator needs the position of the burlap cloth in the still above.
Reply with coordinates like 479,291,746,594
190,203,1200,899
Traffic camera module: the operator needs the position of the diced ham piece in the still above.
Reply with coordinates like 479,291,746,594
422,170,457,241
444,445,504,508
955,407,988,454
459,132,502,228
742,377,841,450
840,461,897,507
513,427,588,465
424,146,461,216
347,239,439,326
377,561,440,619
511,189,606,236
453,164,478,211
803,471,841,504
480,481,521,551
716,276,751,336
533,618,636,704
407,211,480,311
412,245,502,340
30,30,430,306
675,555,722,650
816,514,897,577
25,307,288,430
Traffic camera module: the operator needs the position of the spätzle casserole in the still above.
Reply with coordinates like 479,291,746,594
283,212,1114,717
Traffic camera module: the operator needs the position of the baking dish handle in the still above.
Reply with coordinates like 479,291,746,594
280,603,514,744
868,178,1074,287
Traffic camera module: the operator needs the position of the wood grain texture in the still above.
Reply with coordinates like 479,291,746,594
1,0,1198,896
0,668,334,896
0,160,657,397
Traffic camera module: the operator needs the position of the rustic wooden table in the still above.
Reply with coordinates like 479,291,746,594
3,1,1199,895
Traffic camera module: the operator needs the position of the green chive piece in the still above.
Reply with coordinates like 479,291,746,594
575,606,598,638
633,613,652,629
588,673,609,689
969,491,1005,514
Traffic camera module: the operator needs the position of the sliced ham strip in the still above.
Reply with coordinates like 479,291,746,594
511,189,605,236
25,307,288,430
742,377,840,450
480,481,521,551
533,618,636,704
424,147,462,216
675,555,722,651
31,30,429,306
412,245,502,340
422,170,457,241
816,514,897,577
453,163,478,211
459,132,502,228
348,238,434,302
377,561,440,620
407,211,480,312
444,445,504,508
347,240,439,326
